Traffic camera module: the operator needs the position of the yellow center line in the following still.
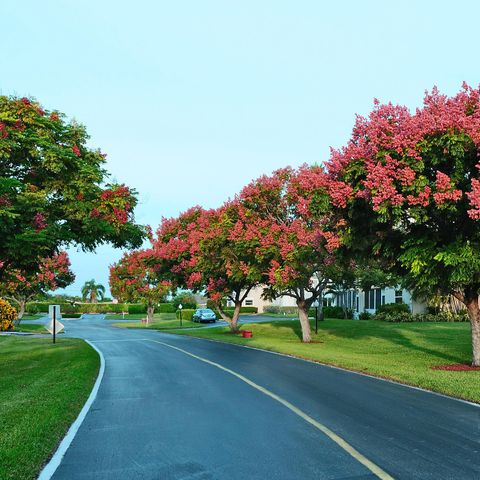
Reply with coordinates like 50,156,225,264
147,339,395,480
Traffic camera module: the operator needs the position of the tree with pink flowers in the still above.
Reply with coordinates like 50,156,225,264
153,205,263,332
0,251,75,321
109,249,171,323
234,167,350,343
325,84,480,365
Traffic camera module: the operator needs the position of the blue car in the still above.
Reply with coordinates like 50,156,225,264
192,308,217,323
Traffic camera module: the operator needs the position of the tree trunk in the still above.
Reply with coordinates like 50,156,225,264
229,301,242,333
465,297,480,367
217,301,241,332
297,300,312,343
146,304,154,324
17,300,26,323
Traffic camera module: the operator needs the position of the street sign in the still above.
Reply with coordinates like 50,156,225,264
47,305,64,342
46,318,65,335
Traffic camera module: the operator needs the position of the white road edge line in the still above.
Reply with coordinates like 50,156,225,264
37,340,106,480
171,333,480,408
148,339,395,480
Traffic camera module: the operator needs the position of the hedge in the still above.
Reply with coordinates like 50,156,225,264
263,305,299,315
376,303,410,315
373,311,469,323
26,302,127,314
175,309,195,321
157,303,176,313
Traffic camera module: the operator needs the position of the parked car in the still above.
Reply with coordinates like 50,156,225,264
192,308,217,323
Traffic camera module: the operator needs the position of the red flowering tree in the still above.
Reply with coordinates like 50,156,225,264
109,250,171,323
152,205,263,332
234,167,349,342
0,251,75,321
325,84,480,365
0,95,145,280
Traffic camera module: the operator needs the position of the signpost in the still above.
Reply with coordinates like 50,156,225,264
47,305,64,343
312,296,324,335
178,303,183,327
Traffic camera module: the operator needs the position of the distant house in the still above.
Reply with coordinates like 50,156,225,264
333,286,427,317
227,284,427,316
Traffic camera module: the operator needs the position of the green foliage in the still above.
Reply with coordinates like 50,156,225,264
322,306,353,319
81,280,106,302
359,311,373,320
26,303,39,315
376,303,411,315
175,309,195,321
374,311,469,323
157,303,176,313
0,95,145,280
25,302,127,314
172,292,197,310
128,303,146,314
263,305,299,315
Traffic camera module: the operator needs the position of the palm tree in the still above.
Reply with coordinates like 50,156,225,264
81,279,106,303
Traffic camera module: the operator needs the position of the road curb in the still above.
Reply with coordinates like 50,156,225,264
37,339,106,480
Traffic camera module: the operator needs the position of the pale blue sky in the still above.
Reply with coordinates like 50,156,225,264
2,1,479,297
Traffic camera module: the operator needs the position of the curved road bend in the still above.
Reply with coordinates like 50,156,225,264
49,315,479,480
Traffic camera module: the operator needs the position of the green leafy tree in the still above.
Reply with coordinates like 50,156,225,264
172,291,197,310
81,279,106,303
0,95,145,279
326,84,480,365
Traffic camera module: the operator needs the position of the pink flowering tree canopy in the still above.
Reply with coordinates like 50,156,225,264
0,251,75,321
235,167,351,342
0,95,145,280
152,205,263,331
326,84,480,364
109,249,171,323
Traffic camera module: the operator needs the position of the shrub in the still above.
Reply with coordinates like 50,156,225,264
263,305,298,315
156,303,176,313
359,311,373,320
63,313,82,318
173,292,197,310
27,304,40,315
175,309,195,321
25,302,127,314
128,303,146,314
375,311,469,323
321,306,353,319
376,303,411,315
0,298,16,331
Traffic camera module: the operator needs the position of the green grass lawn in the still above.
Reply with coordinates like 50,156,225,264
13,323,49,334
111,312,204,330
20,314,45,321
170,319,480,403
0,336,100,480
106,312,178,320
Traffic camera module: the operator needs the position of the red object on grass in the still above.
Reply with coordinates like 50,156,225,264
242,330,253,338
431,364,480,371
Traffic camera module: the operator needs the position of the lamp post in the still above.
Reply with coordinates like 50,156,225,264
178,303,183,327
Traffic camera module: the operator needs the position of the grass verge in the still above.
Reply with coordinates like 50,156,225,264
170,319,479,403
0,336,99,480
13,323,48,334
112,318,205,330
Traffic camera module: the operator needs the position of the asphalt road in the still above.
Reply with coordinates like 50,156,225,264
47,315,479,480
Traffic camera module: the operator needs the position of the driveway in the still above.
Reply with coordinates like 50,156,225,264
48,315,479,479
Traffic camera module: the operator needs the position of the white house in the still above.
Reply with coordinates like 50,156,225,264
229,284,426,316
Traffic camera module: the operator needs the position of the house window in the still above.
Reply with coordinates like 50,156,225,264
245,299,253,306
382,295,386,305
395,290,403,304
